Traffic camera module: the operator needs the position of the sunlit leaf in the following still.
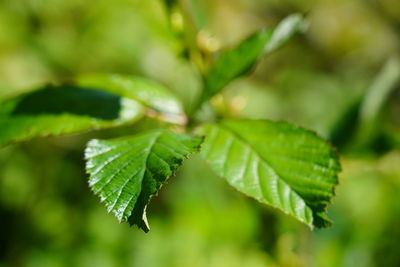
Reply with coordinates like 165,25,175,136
200,29,273,103
85,129,203,232
200,13,307,104
265,13,308,53
77,74,186,124
0,73,189,147
0,85,144,146
198,119,340,228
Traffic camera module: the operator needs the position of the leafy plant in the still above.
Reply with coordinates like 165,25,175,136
0,6,340,233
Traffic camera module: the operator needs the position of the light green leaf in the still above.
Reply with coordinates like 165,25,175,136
85,129,203,232
77,74,186,124
265,13,308,53
199,13,307,104
198,119,340,228
0,85,144,146
353,57,400,149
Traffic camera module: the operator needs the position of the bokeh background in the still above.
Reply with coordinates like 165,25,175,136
1,0,400,266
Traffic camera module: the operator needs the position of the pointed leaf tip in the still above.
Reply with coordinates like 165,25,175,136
198,119,340,228
85,129,203,232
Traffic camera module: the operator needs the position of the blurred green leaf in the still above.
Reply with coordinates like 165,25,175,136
353,57,400,149
198,119,340,228
0,85,144,147
265,13,308,53
77,74,186,124
200,29,272,104
199,13,307,105
85,129,203,232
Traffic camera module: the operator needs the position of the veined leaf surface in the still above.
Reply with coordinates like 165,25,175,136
198,119,340,228
85,129,203,232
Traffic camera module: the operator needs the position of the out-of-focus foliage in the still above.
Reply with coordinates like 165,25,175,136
199,13,306,106
1,0,400,267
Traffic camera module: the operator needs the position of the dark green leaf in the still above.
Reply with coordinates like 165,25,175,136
200,14,307,103
200,29,272,103
85,129,203,232
198,119,340,228
0,74,187,147
0,85,144,146
77,74,186,124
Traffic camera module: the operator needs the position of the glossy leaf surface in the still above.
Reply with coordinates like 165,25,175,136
199,119,340,228
77,74,186,124
0,85,143,146
85,129,203,232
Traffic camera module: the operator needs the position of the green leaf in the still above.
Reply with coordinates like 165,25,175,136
85,129,203,232
200,29,273,103
77,74,186,124
353,57,400,149
0,74,188,147
199,13,307,104
0,85,144,146
265,13,308,53
198,119,340,228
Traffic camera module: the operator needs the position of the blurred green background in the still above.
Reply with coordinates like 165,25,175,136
1,0,400,266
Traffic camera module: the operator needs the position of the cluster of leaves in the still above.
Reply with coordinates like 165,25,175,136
0,12,341,232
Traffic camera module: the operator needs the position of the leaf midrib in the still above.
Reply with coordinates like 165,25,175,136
204,123,313,225
100,131,163,221
217,123,309,204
